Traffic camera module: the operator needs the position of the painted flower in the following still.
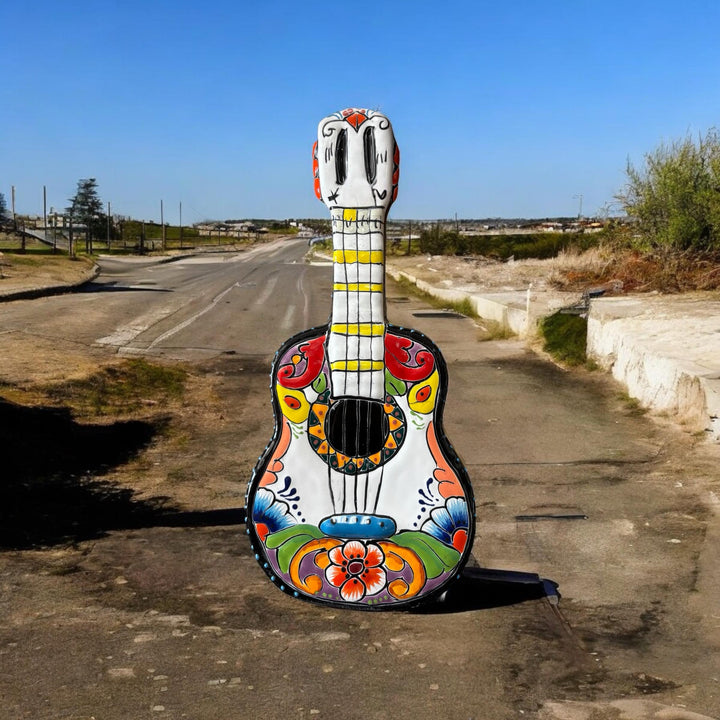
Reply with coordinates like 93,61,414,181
252,488,295,542
325,540,387,602
421,497,470,552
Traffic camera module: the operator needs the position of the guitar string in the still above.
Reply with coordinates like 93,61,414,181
326,211,336,516
342,214,350,514
365,212,377,514
373,212,387,516
356,211,364,515
326,210,390,519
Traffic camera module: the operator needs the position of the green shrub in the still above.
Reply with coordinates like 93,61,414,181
540,312,587,366
418,229,595,260
618,128,720,251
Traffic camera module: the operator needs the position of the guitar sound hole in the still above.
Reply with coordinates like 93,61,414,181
326,399,388,457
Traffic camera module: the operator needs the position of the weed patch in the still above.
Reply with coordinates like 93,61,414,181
618,393,648,416
540,312,587,366
477,320,515,341
42,359,187,416
551,247,720,293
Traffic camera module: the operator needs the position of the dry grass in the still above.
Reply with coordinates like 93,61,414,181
549,247,720,294
0,252,94,288
1,358,188,420
40,358,187,417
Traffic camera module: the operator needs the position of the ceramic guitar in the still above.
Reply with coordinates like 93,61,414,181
246,108,475,609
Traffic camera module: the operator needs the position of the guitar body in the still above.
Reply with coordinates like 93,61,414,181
245,108,475,609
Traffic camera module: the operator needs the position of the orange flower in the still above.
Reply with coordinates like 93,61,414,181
325,540,387,602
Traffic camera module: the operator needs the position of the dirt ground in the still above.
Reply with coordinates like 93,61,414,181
2,248,720,718
0,251,95,294
386,245,720,295
3,343,720,719
387,252,572,293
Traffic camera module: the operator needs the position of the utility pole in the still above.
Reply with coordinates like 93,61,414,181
455,212,459,234
50,207,57,253
179,201,183,250
160,199,166,251
573,194,583,220
43,185,47,237
106,201,111,249
11,185,16,228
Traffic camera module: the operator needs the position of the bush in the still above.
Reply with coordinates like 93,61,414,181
417,228,595,260
618,129,720,251
540,312,587,366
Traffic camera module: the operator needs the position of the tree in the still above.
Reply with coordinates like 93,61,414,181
67,178,104,253
617,129,720,251
0,192,8,223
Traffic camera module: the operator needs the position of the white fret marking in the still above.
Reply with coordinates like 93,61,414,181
328,206,387,400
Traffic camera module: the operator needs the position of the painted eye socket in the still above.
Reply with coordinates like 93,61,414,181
363,127,376,184
335,129,347,185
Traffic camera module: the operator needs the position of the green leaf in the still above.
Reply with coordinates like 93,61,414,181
385,369,406,396
276,534,318,574
312,373,327,393
264,524,323,549
391,531,461,579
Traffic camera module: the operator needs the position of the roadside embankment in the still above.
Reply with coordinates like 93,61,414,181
587,295,720,440
0,255,98,302
386,257,720,441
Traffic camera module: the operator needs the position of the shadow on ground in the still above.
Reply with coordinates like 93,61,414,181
80,282,171,293
0,397,172,549
414,566,559,614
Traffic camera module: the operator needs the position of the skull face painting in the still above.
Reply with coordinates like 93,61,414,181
314,108,399,211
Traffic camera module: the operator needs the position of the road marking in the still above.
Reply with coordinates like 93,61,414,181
147,282,239,349
96,305,181,347
253,273,279,307
280,304,295,331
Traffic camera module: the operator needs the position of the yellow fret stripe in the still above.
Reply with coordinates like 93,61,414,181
333,250,384,264
333,283,383,292
343,209,357,221
330,323,385,336
331,360,385,371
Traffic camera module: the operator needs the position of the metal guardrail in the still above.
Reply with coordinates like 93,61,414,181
559,280,624,316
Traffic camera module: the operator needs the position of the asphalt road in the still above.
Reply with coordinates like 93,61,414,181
0,238,324,361
1,238,719,719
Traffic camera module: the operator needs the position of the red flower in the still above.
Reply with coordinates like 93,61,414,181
325,540,387,602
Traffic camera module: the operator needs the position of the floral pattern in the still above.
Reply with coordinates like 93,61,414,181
325,540,387,602
251,488,295,541
421,497,470,552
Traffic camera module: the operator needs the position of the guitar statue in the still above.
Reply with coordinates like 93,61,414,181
246,108,475,608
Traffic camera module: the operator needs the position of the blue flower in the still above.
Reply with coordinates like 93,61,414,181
421,497,470,549
252,488,295,540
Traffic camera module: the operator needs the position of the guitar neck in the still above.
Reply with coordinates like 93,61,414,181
327,207,387,400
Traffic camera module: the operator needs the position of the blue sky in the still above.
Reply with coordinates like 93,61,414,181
3,0,720,223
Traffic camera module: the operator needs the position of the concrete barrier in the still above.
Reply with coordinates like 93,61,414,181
386,263,720,442
587,296,720,441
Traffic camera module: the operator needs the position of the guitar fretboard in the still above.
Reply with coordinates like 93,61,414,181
328,207,386,399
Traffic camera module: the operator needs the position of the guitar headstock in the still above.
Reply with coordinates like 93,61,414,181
314,108,399,213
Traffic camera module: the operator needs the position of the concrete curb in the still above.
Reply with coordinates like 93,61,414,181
0,252,198,303
386,266,571,338
386,264,720,442
587,296,720,441
0,262,100,303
